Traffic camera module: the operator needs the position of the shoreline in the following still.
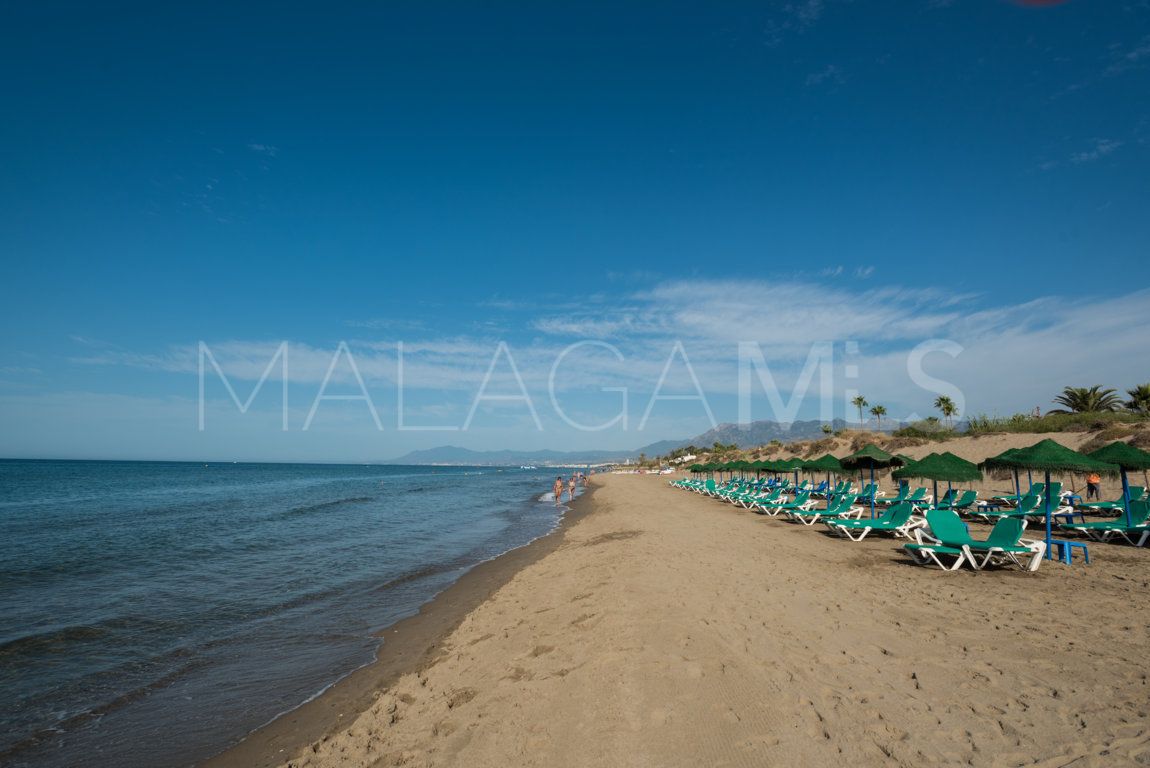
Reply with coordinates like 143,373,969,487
228,473,1149,767
202,483,597,768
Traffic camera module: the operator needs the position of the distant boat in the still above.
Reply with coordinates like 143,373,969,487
520,465,537,470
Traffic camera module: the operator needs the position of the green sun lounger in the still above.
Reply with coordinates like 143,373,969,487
750,488,785,512
904,509,974,569
934,489,978,513
1076,486,1146,512
879,486,929,506
736,487,778,509
785,495,860,526
762,491,814,517
977,493,1047,520
825,502,924,541
904,510,1045,571
964,518,1046,571
880,486,909,506
1060,499,1150,546
993,482,1046,505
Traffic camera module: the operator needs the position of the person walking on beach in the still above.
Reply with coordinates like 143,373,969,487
1086,472,1101,500
553,476,564,505
568,475,577,501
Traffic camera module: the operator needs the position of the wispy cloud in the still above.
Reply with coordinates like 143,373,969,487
790,0,825,27
764,0,831,46
346,317,428,332
246,143,279,157
1038,137,1124,171
62,279,1150,429
1105,34,1150,76
1071,138,1123,164
805,64,845,87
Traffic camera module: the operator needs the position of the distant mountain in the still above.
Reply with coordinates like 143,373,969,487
385,445,631,466
629,438,687,457
634,418,851,456
390,418,875,465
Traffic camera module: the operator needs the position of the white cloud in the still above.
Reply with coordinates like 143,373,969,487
531,313,664,339
805,64,845,87
763,0,832,45
791,0,825,26
1071,138,1123,164
246,143,279,157
851,290,1150,422
345,317,427,331
57,280,1150,440
1106,34,1150,76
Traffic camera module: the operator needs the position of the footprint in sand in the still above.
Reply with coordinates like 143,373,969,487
446,687,477,709
581,530,643,547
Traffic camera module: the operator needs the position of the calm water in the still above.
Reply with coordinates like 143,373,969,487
0,460,578,767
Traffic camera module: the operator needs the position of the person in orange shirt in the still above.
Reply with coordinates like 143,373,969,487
1086,472,1101,500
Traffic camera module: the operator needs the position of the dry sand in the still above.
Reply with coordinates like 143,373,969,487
262,471,1150,768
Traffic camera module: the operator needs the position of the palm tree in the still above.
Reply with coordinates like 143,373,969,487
869,404,887,430
933,395,957,427
1050,385,1122,414
1126,383,1150,415
821,423,833,435
851,395,868,425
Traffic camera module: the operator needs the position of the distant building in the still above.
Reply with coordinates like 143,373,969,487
672,454,697,464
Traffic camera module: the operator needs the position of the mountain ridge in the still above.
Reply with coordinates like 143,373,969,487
386,418,880,465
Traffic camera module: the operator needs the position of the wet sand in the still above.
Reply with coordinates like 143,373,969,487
204,487,596,768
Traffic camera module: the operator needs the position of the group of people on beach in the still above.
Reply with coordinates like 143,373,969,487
552,471,589,504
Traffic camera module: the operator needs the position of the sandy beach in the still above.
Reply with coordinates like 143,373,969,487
227,464,1150,768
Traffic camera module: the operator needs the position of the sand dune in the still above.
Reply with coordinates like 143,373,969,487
752,431,1148,502
273,472,1150,768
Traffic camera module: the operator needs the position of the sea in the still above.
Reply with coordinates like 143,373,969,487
0,459,581,767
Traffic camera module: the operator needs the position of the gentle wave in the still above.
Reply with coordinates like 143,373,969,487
0,460,564,768
0,652,215,762
0,616,175,662
272,495,377,520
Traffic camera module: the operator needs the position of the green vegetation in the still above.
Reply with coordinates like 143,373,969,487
669,383,1150,467
1126,383,1150,415
1050,385,1123,414
966,410,1147,435
893,417,960,442
663,445,699,462
933,395,958,427
869,404,887,429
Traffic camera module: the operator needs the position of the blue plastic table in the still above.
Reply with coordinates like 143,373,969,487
1049,539,1090,565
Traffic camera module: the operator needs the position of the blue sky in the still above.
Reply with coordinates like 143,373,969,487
1,1,1149,462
